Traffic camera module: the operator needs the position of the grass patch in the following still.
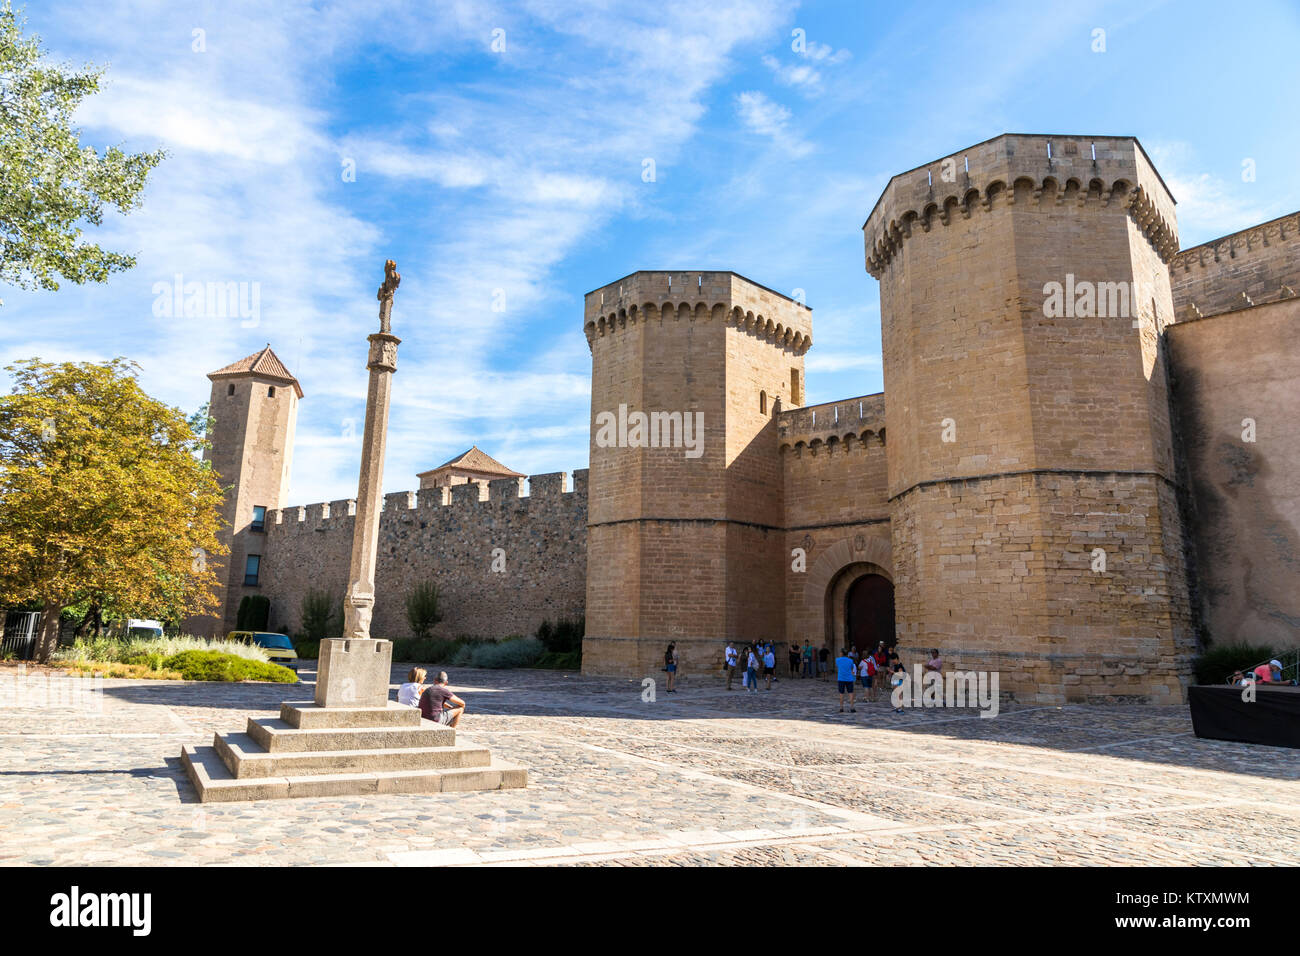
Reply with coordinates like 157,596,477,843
56,634,270,667
58,660,183,680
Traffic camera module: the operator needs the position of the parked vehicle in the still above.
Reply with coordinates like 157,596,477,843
226,631,298,670
125,619,165,640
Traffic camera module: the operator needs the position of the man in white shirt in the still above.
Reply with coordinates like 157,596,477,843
725,642,739,690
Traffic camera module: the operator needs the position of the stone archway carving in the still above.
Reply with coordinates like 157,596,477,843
803,534,893,609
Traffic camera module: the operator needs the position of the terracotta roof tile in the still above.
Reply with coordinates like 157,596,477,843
208,346,303,398
418,445,524,479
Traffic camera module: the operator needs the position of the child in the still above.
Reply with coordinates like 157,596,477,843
890,662,907,713
397,666,427,707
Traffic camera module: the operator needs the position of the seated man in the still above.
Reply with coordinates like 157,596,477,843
419,671,466,728
1253,659,1284,684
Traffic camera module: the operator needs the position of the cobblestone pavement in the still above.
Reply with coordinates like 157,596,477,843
1,664,1296,866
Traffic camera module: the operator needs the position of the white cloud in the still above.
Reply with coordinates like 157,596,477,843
735,90,813,158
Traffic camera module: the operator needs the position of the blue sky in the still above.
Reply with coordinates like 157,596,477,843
3,0,1298,505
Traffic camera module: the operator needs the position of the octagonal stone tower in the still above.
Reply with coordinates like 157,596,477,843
582,271,812,676
864,134,1195,702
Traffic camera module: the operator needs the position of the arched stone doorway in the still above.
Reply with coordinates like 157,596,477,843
846,573,894,656
801,535,895,655
822,561,894,653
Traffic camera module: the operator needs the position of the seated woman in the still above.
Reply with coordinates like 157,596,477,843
397,666,427,707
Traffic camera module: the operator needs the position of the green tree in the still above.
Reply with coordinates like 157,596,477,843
405,581,442,640
0,1,165,303
299,589,339,641
0,358,226,661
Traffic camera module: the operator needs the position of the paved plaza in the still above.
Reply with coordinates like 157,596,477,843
1,663,1297,866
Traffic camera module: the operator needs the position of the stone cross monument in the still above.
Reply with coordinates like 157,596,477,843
315,259,403,707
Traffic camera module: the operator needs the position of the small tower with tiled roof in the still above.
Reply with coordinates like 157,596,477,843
191,345,301,637
416,445,524,499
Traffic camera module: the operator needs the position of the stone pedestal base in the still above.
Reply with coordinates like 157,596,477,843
315,638,393,708
180,700,528,802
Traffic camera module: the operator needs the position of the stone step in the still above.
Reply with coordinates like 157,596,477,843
246,716,454,753
181,745,527,803
213,732,492,778
280,701,424,729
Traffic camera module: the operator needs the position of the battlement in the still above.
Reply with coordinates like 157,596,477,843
777,393,885,453
1170,210,1300,320
863,134,1179,277
269,469,589,527
583,270,813,354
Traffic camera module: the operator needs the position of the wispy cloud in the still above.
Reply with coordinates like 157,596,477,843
735,90,813,157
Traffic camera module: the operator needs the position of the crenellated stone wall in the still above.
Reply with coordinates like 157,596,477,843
1170,211,1300,320
258,471,587,642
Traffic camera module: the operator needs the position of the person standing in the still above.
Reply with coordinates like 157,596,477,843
665,642,679,693
818,644,830,681
763,644,776,690
725,641,739,690
890,662,907,713
835,648,857,713
788,642,801,678
802,641,814,678
873,642,889,684
858,653,875,701
746,645,761,694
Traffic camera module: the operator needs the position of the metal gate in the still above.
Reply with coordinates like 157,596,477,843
1,611,41,660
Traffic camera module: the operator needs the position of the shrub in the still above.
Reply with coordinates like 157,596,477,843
451,636,543,669
391,635,475,664
1193,642,1280,685
162,650,297,683
534,650,581,670
300,589,339,641
236,595,271,631
405,581,443,640
536,615,584,654
56,634,269,666
293,638,320,660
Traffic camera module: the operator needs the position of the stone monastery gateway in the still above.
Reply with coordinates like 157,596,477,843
193,134,1300,704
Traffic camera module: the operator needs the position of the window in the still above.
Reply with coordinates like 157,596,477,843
267,386,276,398
251,505,267,533
244,555,261,587
227,384,235,396
759,390,767,414
790,369,802,406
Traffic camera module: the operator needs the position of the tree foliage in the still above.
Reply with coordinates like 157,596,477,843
0,1,165,302
0,358,226,660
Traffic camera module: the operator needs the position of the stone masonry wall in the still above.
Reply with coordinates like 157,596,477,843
1170,211,1300,320
260,471,587,642
1167,297,1300,650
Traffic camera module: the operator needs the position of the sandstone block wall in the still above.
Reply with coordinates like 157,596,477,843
1170,211,1300,319
189,373,298,637
1167,298,1300,650
865,134,1194,702
582,271,810,676
259,471,587,643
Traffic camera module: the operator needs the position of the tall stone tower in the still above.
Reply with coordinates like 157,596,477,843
194,346,301,636
582,271,811,676
863,134,1195,702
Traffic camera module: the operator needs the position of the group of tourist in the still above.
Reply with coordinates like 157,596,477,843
715,639,945,712
1228,659,1289,686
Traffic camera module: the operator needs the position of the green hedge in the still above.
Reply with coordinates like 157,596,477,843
163,650,297,683
534,650,581,670
451,636,543,669
1192,642,1281,685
